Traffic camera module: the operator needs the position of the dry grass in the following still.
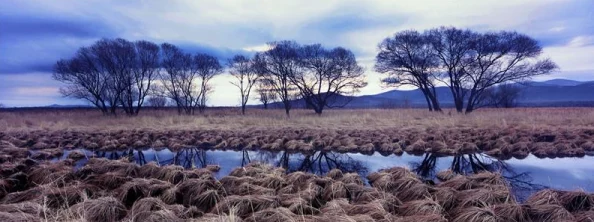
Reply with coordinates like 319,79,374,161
70,196,128,222
2,107,594,132
451,206,497,222
0,151,592,221
3,108,594,159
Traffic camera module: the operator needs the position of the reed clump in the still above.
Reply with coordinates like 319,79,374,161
3,108,594,160
0,148,592,221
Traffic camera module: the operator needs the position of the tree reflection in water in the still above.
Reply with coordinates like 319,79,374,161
94,148,213,168
90,148,544,199
411,153,546,198
92,149,368,177
244,150,369,176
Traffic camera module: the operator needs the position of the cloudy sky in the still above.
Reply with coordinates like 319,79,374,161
1,0,593,107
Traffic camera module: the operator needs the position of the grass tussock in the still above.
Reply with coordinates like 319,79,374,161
491,203,530,222
0,151,591,221
71,197,128,222
451,206,497,222
399,198,443,216
3,108,594,159
210,195,279,218
528,204,575,221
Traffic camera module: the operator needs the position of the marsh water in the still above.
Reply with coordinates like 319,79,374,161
50,148,594,200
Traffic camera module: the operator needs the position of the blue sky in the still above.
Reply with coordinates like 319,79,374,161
1,0,593,107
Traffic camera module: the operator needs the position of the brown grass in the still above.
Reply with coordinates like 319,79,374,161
129,209,182,222
71,196,128,222
431,187,458,211
558,190,594,212
491,203,530,222
574,210,594,221
129,197,170,215
3,108,594,132
436,170,456,182
526,189,561,206
244,207,296,222
115,179,151,207
399,198,443,216
3,108,594,159
0,153,592,221
451,206,497,222
528,204,575,221
458,187,515,208
347,201,391,220
210,195,279,218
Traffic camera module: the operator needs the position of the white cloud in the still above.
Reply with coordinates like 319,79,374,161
549,26,566,32
242,44,271,52
2,0,593,106
568,35,594,47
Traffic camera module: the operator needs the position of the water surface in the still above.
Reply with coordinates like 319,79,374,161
53,148,594,200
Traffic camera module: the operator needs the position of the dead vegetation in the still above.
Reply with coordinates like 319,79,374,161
0,147,591,222
2,108,594,160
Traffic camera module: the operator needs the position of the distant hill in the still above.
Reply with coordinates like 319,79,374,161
46,104,92,108
527,79,586,87
265,79,594,108
25,79,593,109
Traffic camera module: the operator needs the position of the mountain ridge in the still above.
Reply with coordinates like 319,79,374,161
265,79,594,109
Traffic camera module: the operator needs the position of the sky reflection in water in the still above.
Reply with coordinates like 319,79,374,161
55,148,594,200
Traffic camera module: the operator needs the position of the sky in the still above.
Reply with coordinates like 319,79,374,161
1,0,593,107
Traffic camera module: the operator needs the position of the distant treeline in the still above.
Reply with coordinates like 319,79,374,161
52,27,557,116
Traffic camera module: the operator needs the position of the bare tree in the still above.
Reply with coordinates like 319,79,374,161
194,53,223,113
54,48,110,114
376,28,557,113
481,83,523,108
463,31,557,113
228,55,260,115
128,40,160,115
255,79,278,109
53,38,159,115
146,96,168,107
158,44,222,114
90,38,135,115
428,27,475,113
159,43,199,115
375,30,442,111
292,44,367,115
254,41,302,117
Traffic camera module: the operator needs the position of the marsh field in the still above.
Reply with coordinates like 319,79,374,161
1,108,594,221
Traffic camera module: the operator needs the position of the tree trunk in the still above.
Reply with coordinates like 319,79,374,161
454,97,464,113
465,103,475,113
465,93,476,114
421,88,434,111
429,86,442,112
284,105,290,117
110,105,118,116
428,93,442,112
241,105,246,115
314,106,323,115
450,88,464,113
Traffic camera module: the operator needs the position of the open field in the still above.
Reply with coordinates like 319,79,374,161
1,108,594,159
2,108,594,132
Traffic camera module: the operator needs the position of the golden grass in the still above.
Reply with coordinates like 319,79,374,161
0,156,593,222
1,107,594,132
4,108,594,160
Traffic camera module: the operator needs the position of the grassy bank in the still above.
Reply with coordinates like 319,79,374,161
1,108,594,160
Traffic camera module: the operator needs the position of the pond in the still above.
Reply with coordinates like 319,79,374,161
51,148,594,201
